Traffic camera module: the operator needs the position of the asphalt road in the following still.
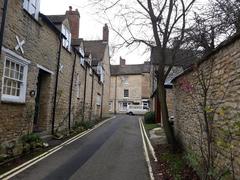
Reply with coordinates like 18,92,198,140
10,115,150,180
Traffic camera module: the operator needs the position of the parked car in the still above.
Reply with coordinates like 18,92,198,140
127,105,149,115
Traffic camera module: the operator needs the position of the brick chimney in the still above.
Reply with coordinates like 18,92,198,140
120,57,126,65
103,24,109,42
66,6,80,39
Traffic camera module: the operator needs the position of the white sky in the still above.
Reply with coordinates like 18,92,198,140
40,0,207,65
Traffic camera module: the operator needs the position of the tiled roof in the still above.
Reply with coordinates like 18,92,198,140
151,47,198,69
110,63,150,75
47,15,66,24
72,38,83,46
84,40,107,64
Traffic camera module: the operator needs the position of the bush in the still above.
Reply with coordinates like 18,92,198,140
21,133,43,151
144,112,155,124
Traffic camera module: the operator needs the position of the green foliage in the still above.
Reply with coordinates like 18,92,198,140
21,133,43,151
144,123,160,131
161,152,184,179
184,151,202,175
144,112,155,124
80,120,95,129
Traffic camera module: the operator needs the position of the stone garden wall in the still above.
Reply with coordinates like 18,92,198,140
173,35,240,178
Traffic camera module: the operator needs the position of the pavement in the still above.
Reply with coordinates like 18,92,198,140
149,127,167,145
7,115,150,180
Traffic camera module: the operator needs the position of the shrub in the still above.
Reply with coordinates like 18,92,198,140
21,133,43,151
144,112,155,124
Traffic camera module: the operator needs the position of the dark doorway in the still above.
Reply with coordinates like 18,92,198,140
33,69,51,132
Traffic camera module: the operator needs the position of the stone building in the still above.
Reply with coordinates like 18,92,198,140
150,47,196,123
0,1,110,156
83,25,111,118
172,33,240,177
109,57,151,113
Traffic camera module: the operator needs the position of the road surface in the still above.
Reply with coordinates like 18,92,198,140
9,115,150,180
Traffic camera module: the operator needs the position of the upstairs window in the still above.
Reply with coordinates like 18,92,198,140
23,0,40,20
62,25,71,51
124,89,129,98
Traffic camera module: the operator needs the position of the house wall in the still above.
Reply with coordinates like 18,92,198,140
0,1,105,156
173,37,240,177
101,45,111,117
0,1,59,147
109,73,151,113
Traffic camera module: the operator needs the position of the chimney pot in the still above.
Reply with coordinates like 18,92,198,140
66,6,80,39
120,57,126,65
103,23,109,42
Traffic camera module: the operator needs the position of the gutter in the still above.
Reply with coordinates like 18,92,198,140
100,83,104,119
52,34,63,135
68,48,77,130
0,0,8,54
89,72,94,120
114,76,117,114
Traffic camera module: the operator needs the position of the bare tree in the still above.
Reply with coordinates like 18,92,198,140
184,0,240,56
90,0,196,148
213,0,240,34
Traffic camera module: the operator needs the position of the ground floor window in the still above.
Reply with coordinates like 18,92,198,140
119,101,130,111
109,101,112,111
1,48,29,103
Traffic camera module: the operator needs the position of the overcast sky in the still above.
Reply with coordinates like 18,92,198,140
40,0,207,65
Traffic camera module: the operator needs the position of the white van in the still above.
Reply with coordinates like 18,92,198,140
127,104,149,115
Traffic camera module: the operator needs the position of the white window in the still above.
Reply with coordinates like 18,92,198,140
62,25,71,51
121,76,128,85
80,57,85,66
109,101,112,111
96,94,101,105
1,49,29,103
23,0,40,19
124,89,129,98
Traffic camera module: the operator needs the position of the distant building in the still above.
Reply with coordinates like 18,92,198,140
109,57,151,113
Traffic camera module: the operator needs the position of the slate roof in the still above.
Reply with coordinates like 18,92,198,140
47,15,66,24
72,38,83,46
84,40,107,64
151,47,198,69
110,63,150,76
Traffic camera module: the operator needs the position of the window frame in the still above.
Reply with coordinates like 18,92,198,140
123,89,129,98
61,25,72,51
1,48,30,103
23,0,40,20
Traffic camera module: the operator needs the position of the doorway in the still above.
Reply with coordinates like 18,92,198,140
33,69,51,132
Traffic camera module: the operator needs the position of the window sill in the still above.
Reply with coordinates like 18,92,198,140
1,96,26,104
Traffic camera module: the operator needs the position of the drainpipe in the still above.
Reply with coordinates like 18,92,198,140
0,0,8,54
52,34,62,135
82,65,87,122
68,48,77,131
100,83,104,119
114,76,117,114
89,72,94,120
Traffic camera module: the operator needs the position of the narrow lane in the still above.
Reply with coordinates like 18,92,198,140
10,115,149,180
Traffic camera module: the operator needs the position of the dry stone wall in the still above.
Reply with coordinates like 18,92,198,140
173,37,240,178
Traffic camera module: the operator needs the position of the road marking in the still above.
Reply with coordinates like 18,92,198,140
139,118,158,162
2,146,63,180
139,119,155,180
0,116,116,180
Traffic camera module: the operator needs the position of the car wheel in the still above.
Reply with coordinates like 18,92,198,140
129,112,133,115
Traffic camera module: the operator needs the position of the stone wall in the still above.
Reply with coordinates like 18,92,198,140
173,36,240,178
0,1,106,156
0,0,59,144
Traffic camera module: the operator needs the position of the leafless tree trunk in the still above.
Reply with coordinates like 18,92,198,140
90,0,195,148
